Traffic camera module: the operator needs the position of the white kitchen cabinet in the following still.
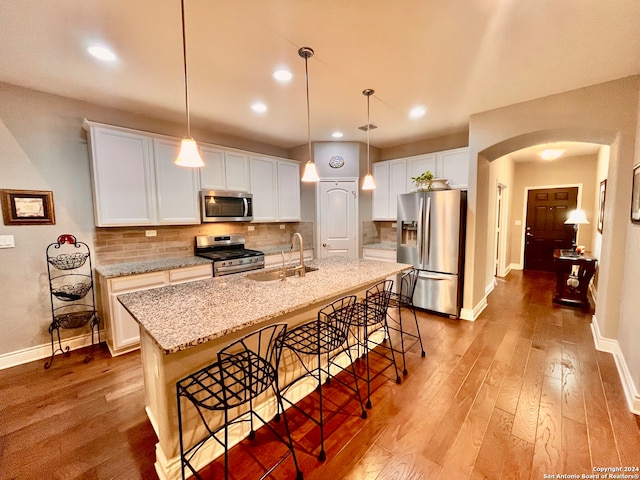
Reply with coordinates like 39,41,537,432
200,146,251,192
362,247,396,263
372,159,406,220
250,156,301,222
277,160,301,221
85,123,157,226
84,121,201,227
99,264,212,356
437,147,469,188
153,138,201,224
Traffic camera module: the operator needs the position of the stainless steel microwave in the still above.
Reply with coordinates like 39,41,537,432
200,190,253,222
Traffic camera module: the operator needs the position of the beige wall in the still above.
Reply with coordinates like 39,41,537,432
0,82,290,357
487,153,515,286
468,75,640,395
508,154,598,269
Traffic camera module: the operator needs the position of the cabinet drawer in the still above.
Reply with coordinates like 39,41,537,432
362,248,397,263
169,265,213,283
109,271,167,293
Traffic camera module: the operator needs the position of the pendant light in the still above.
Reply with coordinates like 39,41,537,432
174,0,204,168
299,47,320,182
361,89,376,190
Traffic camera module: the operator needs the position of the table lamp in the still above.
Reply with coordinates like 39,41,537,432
564,209,589,254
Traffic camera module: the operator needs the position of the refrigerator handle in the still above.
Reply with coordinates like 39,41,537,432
423,196,431,265
417,196,424,264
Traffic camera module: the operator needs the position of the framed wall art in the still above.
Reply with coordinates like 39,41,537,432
632,165,640,225
1,189,56,225
597,179,606,233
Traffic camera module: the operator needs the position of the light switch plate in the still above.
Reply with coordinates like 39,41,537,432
145,230,157,237
0,235,15,248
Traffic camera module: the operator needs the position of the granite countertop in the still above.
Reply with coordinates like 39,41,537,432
96,256,212,278
118,256,410,355
363,242,397,251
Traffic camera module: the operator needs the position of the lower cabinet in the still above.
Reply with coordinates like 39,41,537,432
264,249,314,268
99,264,212,356
362,248,397,263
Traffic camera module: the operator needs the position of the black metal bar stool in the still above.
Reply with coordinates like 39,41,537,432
350,279,401,409
386,268,426,375
280,295,367,462
176,323,302,480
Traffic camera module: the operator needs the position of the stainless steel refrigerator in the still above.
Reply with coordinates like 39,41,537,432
397,189,466,318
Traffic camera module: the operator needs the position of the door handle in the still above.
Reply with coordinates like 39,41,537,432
526,232,533,237
322,243,329,247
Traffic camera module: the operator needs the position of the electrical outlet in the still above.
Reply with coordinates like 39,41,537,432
279,224,285,230
247,225,255,231
0,235,15,248
145,230,157,237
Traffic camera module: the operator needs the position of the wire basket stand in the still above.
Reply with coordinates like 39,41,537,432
45,234,101,369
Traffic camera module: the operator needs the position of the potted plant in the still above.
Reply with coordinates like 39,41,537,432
411,170,434,191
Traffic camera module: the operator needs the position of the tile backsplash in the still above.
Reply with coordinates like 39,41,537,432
362,221,397,245
94,222,313,265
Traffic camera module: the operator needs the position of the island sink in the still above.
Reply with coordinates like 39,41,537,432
247,265,318,282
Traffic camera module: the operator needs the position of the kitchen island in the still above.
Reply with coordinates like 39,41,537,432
118,256,410,480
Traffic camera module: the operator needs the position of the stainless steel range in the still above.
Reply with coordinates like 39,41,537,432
195,234,265,277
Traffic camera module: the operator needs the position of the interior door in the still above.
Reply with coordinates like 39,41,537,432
318,181,357,258
524,187,577,271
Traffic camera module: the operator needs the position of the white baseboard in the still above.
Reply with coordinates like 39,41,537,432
460,294,488,322
0,330,101,371
509,263,523,271
591,316,640,415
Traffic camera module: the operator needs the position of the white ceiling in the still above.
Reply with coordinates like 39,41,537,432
1,0,639,151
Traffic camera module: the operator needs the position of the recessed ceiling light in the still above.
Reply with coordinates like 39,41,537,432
87,44,117,62
538,148,565,160
251,102,267,113
409,106,426,119
273,69,292,82
332,131,344,139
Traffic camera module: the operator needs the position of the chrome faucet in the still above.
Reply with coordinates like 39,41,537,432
291,233,305,277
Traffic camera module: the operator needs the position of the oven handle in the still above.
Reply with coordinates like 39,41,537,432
215,263,264,276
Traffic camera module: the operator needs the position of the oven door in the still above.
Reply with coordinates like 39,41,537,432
201,190,253,222
214,261,263,276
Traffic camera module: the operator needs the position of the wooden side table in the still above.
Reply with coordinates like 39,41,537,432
552,249,597,311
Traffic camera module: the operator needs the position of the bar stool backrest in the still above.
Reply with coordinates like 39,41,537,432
317,295,357,353
398,268,419,306
365,279,394,312
216,323,287,408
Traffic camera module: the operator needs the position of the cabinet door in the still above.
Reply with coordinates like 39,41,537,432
437,147,469,188
110,297,142,352
225,151,251,192
372,161,390,220
388,160,406,220
153,138,200,224
277,160,301,221
250,156,278,221
406,153,437,191
199,146,226,190
88,126,156,226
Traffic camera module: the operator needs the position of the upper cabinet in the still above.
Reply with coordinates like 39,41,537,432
85,123,157,226
372,160,406,220
152,138,200,224
84,120,302,227
84,121,200,227
250,156,301,222
371,147,470,220
200,146,251,192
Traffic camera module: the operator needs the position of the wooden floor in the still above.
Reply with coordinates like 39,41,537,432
2,270,639,479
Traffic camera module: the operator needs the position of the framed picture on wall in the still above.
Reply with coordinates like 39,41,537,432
632,164,640,224
0,189,56,225
598,179,606,233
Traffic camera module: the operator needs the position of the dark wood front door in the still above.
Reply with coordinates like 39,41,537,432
524,187,577,271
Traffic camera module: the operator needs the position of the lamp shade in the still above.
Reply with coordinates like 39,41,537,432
175,137,204,168
301,160,320,182
362,173,376,190
565,209,589,225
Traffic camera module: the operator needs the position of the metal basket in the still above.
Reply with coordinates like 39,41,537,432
52,283,92,301
48,252,89,270
54,310,95,329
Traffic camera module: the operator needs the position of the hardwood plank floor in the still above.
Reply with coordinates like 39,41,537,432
1,270,639,479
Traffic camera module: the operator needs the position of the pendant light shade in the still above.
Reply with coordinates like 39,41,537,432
361,88,376,190
299,47,319,182
174,0,204,168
